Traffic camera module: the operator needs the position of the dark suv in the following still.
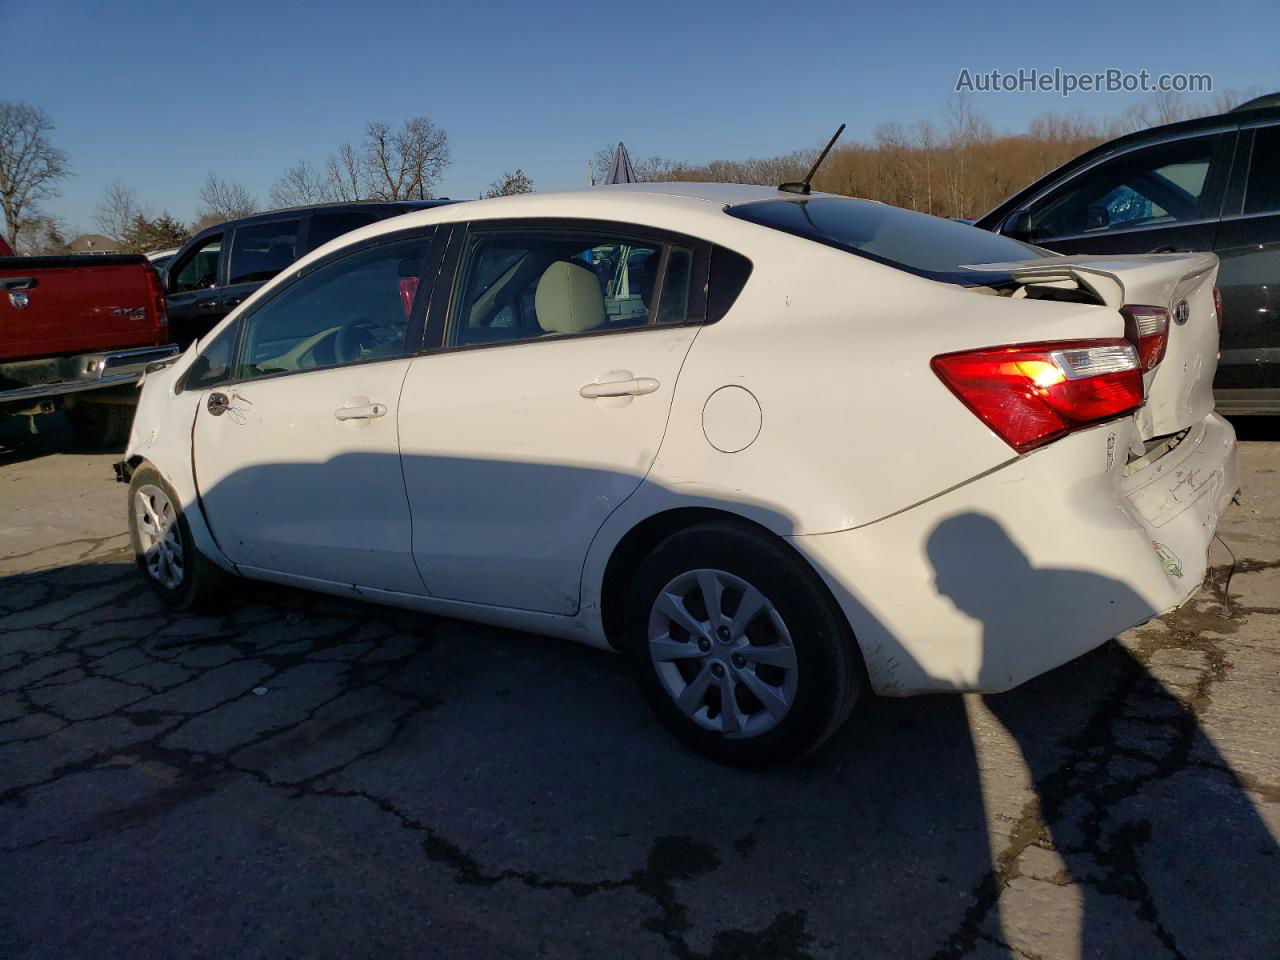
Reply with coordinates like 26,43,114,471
975,95,1280,414
163,200,454,347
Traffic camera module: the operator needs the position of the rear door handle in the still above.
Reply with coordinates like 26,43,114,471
335,402,388,421
579,377,660,399
1149,245,1192,254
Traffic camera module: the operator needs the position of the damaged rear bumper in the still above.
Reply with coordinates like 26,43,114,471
788,413,1238,696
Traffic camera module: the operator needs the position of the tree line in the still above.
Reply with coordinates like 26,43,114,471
0,89,1259,255
603,88,1260,220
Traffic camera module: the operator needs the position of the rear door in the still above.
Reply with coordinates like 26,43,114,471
1014,131,1235,257
217,215,305,323
1212,121,1280,403
398,219,707,614
190,227,442,592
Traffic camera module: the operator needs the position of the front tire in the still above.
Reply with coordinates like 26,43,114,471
624,522,862,765
127,465,226,609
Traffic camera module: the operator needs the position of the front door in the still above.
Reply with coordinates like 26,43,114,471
1016,131,1234,257
399,222,704,614
165,230,227,348
191,229,439,593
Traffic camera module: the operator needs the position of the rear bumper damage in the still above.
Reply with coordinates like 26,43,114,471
790,413,1238,696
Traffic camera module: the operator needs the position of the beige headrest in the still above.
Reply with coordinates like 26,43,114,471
534,260,606,335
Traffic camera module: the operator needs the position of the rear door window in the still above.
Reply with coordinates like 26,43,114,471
448,230,676,348
228,219,302,285
308,211,383,251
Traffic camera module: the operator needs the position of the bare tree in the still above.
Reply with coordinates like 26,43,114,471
482,169,534,198
361,117,450,200
94,179,149,245
324,144,364,201
197,172,257,223
269,159,325,209
0,101,71,249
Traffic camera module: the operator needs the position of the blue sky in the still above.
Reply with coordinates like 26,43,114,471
4,0,1277,232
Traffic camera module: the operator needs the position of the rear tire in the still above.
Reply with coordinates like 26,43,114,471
624,521,862,765
127,464,226,610
66,399,135,451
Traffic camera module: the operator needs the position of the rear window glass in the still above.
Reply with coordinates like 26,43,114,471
726,196,1049,285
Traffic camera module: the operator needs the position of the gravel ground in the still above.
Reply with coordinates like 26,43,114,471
2,413,1278,960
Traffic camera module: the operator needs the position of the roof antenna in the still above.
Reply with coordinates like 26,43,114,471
779,123,846,195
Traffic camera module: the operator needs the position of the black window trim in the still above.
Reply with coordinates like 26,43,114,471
178,223,448,392
422,217,714,357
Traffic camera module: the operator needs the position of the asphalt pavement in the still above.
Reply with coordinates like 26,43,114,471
2,413,1278,960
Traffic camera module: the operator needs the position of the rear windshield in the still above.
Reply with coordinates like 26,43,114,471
726,196,1050,285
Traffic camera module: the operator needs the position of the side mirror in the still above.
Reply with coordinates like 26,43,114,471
1004,209,1034,242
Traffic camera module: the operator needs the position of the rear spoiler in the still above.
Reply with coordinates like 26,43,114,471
959,253,1217,310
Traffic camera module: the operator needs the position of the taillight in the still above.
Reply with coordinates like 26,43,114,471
145,265,168,332
1213,287,1224,333
1120,305,1169,372
932,339,1143,453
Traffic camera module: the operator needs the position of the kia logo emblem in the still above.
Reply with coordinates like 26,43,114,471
1174,299,1190,325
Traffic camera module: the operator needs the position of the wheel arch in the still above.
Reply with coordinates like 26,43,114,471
596,506,861,663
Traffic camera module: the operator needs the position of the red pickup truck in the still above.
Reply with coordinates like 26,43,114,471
1,241,176,448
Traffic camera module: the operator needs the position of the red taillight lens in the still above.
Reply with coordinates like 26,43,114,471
932,339,1143,453
1120,305,1169,372
145,265,168,331
1213,287,1224,333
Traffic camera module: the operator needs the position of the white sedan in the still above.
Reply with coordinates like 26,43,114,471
120,183,1238,764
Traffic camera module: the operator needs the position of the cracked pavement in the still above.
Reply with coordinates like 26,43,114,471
2,415,1278,960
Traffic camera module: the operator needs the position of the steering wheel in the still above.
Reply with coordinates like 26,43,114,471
334,315,381,364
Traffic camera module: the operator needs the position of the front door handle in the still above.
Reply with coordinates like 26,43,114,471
579,377,660,399
335,402,388,421
1149,245,1192,254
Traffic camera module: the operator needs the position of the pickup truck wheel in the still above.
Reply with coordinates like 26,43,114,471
623,522,863,766
66,400,134,451
127,465,225,610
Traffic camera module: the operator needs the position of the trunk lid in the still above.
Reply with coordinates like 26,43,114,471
965,253,1220,439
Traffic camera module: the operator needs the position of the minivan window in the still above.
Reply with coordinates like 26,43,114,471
727,196,1046,285
1244,125,1280,215
228,219,301,285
